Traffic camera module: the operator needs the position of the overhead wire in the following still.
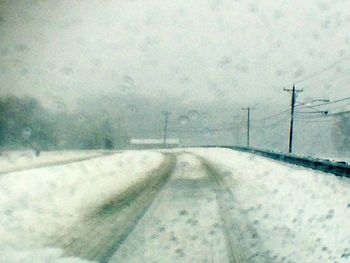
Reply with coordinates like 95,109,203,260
252,108,290,122
252,114,290,128
294,55,350,85
296,96,350,109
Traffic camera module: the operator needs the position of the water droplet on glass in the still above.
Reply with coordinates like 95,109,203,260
100,110,109,119
188,110,199,121
22,128,31,139
213,129,220,136
120,84,130,94
77,98,85,106
119,75,135,94
178,115,189,125
61,67,74,75
56,100,66,112
128,105,138,114
202,128,211,137
78,114,86,122
202,116,209,125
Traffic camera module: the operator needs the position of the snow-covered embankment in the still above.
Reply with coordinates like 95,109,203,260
0,150,107,174
0,151,174,263
192,148,350,263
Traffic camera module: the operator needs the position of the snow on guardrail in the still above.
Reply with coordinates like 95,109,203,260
230,146,350,178
191,148,350,263
196,146,350,178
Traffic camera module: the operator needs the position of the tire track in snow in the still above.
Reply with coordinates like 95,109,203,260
109,153,231,262
198,155,272,263
57,153,177,263
59,152,270,262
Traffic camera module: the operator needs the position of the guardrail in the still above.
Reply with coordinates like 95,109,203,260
201,146,350,178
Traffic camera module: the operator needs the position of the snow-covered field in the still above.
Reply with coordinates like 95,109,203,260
0,150,108,174
0,151,165,263
192,148,350,263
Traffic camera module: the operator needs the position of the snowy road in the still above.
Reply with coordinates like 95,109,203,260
108,153,262,263
1,148,349,263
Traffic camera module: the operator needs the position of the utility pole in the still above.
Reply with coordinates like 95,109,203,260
242,107,255,148
163,111,170,147
284,84,303,154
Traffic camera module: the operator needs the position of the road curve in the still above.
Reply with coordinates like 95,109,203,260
49,151,270,263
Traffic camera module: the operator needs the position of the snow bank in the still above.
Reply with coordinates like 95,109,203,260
0,150,106,174
0,246,94,263
0,151,164,262
192,148,350,263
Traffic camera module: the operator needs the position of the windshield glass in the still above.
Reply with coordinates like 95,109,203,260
0,1,349,263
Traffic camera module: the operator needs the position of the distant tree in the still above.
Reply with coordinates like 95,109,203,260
0,95,130,151
68,115,129,149
0,96,55,149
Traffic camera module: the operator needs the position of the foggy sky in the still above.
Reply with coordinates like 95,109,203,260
1,0,350,114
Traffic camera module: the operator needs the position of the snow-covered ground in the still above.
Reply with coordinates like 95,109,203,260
110,154,230,262
192,148,350,263
1,148,349,262
0,151,165,263
0,150,108,174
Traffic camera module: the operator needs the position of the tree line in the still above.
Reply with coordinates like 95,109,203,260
0,96,129,152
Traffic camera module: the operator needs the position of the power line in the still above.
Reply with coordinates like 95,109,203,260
252,115,290,128
315,101,350,112
168,125,241,134
296,96,350,109
295,110,327,115
295,114,329,120
249,96,350,124
253,108,290,122
304,71,350,87
324,110,350,117
294,118,335,123
295,99,329,112
294,55,350,84
295,109,350,119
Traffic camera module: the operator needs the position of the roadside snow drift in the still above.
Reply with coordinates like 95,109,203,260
0,151,166,263
192,148,350,263
0,150,106,174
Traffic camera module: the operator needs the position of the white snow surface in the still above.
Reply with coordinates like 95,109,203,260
0,150,164,263
0,246,93,263
0,150,106,174
110,153,230,262
191,148,350,263
2,148,350,262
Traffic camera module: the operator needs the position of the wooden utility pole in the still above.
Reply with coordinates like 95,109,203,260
242,107,255,148
284,84,303,153
163,111,170,147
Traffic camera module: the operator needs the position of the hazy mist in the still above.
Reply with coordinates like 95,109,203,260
1,0,350,156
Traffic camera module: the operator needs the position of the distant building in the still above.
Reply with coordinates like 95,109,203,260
129,138,180,150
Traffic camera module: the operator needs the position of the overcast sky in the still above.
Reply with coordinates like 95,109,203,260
0,0,350,111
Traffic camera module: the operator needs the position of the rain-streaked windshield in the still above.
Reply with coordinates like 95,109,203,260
0,1,349,263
